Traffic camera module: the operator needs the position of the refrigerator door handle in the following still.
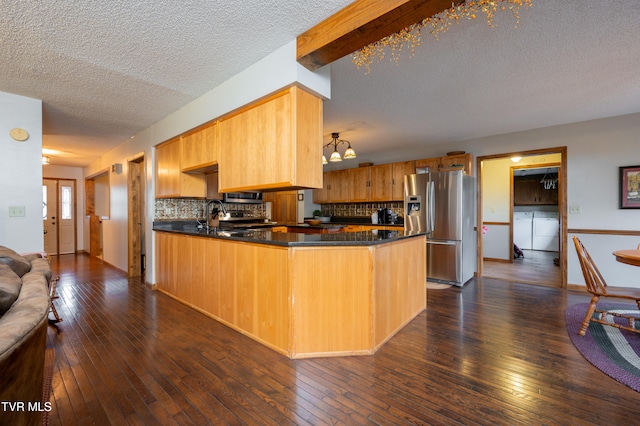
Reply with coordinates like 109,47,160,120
428,180,435,233
427,240,458,246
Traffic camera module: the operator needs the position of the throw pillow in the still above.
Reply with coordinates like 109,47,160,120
0,264,22,316
0,246,32,277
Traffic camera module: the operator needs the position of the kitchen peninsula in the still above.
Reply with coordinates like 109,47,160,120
154,223,426,359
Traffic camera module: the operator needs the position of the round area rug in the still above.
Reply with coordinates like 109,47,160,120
426,281,452,290
566,303,640,392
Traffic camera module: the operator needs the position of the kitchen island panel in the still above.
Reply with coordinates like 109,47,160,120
219,242,290,354
290,247,373,358
374,237,426,349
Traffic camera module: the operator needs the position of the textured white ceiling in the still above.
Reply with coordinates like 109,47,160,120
2,0,640,167
0,0,352,166
324,0,640,164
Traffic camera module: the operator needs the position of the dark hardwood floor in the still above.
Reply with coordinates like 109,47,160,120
483,249,561,287
45,253,639,425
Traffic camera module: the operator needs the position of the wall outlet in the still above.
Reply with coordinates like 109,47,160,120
9,206,25,217
490,207,496,213
569,205,581,214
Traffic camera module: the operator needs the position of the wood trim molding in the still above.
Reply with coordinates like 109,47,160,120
569,229,640,237
483,257,510,263
483,221,510,226
296,0,463,70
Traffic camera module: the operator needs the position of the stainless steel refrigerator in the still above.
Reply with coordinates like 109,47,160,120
404,170,476,286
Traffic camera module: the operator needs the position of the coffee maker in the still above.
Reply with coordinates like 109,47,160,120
377,208,392,224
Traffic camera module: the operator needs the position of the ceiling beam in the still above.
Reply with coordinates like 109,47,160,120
297,0,464,71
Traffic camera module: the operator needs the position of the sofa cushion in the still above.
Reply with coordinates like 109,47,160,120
0,264,22,316
0,246,31,278
29,258,53,284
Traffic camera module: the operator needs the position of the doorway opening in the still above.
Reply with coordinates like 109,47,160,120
477,147,567,287
85,169,110,259
128,155,145,278
43,178,77,256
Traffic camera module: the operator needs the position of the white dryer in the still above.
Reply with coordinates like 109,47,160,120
533,212,558,251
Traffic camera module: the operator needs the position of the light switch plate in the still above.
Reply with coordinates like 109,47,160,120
9,206,26,217
569,205,581,214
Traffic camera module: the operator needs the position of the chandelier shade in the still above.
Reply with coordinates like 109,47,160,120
323,132,356,164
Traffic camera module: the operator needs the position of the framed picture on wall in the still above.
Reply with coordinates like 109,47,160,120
619,165,640,209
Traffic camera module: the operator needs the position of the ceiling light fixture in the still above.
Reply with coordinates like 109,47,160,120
42,156,50,165
511,156,522,163
323,132,356,164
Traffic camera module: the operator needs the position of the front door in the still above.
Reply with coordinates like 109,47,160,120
43,179,58,255
43,178,77,255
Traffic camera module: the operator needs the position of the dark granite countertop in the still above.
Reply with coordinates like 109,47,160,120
153,221,425,247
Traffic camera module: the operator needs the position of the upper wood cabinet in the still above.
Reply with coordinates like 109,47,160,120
218,86,323,192
314,161,415,204
369,164,393,202
205,172,222,200
272,190,299,223
514,175,558,205
416,153,473,176
414,157,440,172
348,167,370,202
313,170,348,203
155,138,206,198
312,171,331,204
181,122,219,172
391,160,415,201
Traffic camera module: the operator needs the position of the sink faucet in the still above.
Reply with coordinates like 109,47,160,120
205,199,229,232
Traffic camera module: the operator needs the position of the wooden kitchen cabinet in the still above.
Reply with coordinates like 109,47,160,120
514,175,558,205
416,153,473,176
369,163,393,202
269,190,298,223
440,153,473,175
155,138,206,198
218,85,323,192
415,157,440,172
348,167,370,202
313,169,348,203
205,172,222,200
391,160,416,200
181,122,219,172
312,172,331,203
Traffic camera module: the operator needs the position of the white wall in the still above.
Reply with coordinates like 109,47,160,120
0,92,43,253
83,40,332,283
43,164,86,252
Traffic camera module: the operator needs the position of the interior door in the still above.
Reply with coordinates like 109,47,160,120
43,179,58,255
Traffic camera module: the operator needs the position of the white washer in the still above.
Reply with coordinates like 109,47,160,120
533,212,558,251
513,212,533,250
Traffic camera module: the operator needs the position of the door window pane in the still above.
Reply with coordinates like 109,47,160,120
43,185,47,219
61,186,72,219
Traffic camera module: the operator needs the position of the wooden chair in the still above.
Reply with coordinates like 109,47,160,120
572,236,640,336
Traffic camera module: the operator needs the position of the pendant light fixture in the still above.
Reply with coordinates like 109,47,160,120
322,132,356,164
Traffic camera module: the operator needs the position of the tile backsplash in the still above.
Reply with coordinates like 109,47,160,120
155,199,266,220
319,202,404,219
155,199,402,222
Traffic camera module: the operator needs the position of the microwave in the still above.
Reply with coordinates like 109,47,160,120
223,191,263,204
